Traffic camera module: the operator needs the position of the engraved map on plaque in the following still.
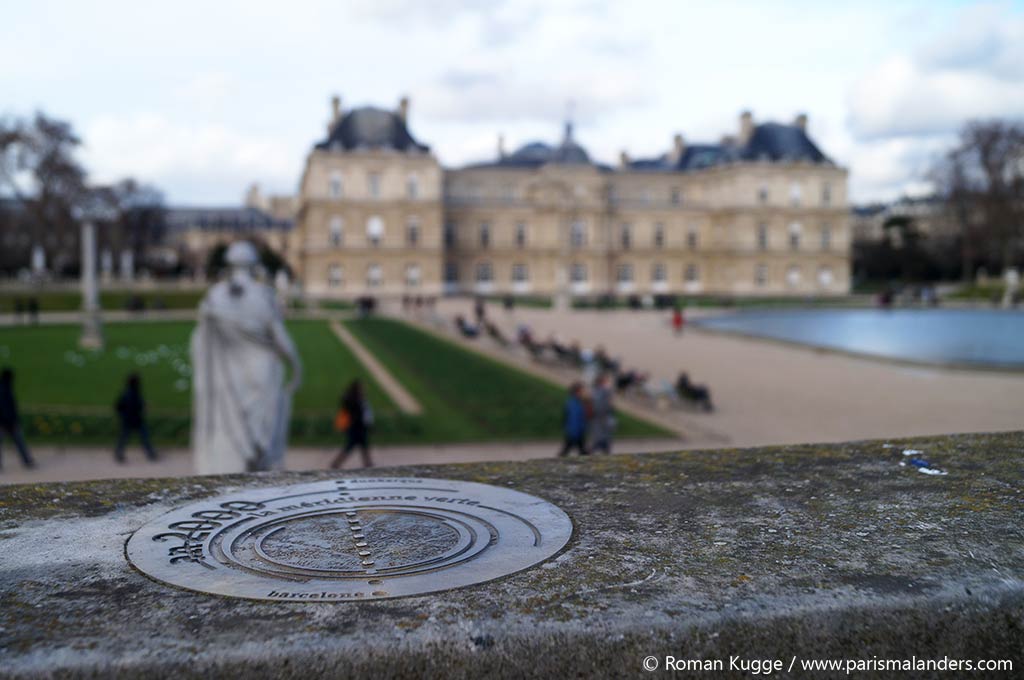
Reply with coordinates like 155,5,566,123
125,478,573,601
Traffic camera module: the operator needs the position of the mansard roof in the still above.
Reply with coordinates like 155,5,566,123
315,107,429,153
629,120,832,172
466,122,597,169
165,206,292,231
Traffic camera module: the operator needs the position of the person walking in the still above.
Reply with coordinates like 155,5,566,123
114,373,158,463
589,373,616,454
331,380,373,469
557,382,589,457
0,368,35,470
672,307,685,336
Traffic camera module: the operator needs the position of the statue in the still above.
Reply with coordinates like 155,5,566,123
191,241,302,474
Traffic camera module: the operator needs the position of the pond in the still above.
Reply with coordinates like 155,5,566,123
694,309,1024,369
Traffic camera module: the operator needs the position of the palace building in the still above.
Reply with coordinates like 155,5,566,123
290,96,850,300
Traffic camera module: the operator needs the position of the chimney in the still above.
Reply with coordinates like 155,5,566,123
739,110,754,145
328,95,342,135
794,113,808,131
670,133,686,163
619,150,631,169
498,133,506,159
398,96,410,122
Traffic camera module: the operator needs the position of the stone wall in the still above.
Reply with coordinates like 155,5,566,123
2,431,1021,678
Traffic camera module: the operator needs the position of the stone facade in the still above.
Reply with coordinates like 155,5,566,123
293,97,850,299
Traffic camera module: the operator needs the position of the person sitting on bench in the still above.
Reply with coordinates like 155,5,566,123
675,372,714,412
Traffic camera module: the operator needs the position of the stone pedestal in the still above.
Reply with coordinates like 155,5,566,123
79,221,104,350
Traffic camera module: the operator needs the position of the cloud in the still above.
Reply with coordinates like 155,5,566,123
848,3,1024,140
420,68,652,125
846,135,951,202
80,113,301,204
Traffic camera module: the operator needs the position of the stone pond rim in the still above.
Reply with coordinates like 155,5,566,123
1,430,1022,678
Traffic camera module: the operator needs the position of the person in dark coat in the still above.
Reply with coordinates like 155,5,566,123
557,382,589,457
330,380,373,469
114,373,158,463
0,368,35,469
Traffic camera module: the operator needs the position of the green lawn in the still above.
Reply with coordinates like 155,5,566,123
0,317,668,447
0,320,396,446
343,317,668,441
0,290,207,313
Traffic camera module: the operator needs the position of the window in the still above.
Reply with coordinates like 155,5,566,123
570,220,586,248
820,223,831,251
788,221,802,251
758,185,769,204
818,266,834,288
670,188,682,205
405,263,421,287
756,222,768,251
608,186,618,205
652,262,667,283
327,264,343,288
515,222,527,248
444,221,456,247
406,173,419,199
367,263,382,287
620,223,632,250
512,263,528,282
789,181,802,207
786,265,801,288
616,263,634,283
329,216,344,247
686,226,698,250
329,172,343,198
754,263,767,287
684,263,699,283
570,262,588,282
479,222,491,248
406,217,419,247
444,261,459,283
822,182,832,206
368,172,381,199
654,223,665,249
502,184,515,201
639,189,651,205
475,261,493,282
366,215,384,247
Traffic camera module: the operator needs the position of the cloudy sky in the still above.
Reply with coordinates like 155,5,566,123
3,0,1022,205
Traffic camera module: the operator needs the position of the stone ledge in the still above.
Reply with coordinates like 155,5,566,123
1,431,1022,678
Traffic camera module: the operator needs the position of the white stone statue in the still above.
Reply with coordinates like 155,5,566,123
191,241,302,474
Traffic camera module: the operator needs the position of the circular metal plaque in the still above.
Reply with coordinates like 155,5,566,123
126,477,572,601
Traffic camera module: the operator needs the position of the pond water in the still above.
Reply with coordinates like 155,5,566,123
694,309,1024,368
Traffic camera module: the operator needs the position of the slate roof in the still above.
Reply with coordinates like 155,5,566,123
628,121,832,172
466,122,596,169
165,207,292,232
315,107,429,153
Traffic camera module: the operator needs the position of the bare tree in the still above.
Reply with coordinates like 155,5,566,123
932,120,1024,279
0,113,89,274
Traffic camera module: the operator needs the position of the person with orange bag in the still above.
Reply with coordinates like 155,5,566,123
330,380,373,469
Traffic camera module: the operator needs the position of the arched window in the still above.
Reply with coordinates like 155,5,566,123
570,262,587,282
570,220,587,248
786,265,802,288
406,173,419,199
684,263,699,283
512,263,529,282
475,261,493,282
406,217,419,246
329,172,342,198
366,216,384,247
788,221,802,251
366,263,382,287
652,262,667,283
327,264,343,288
405,263,421,287
818,266,834,288
329,216,344,247
653,223,665,249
